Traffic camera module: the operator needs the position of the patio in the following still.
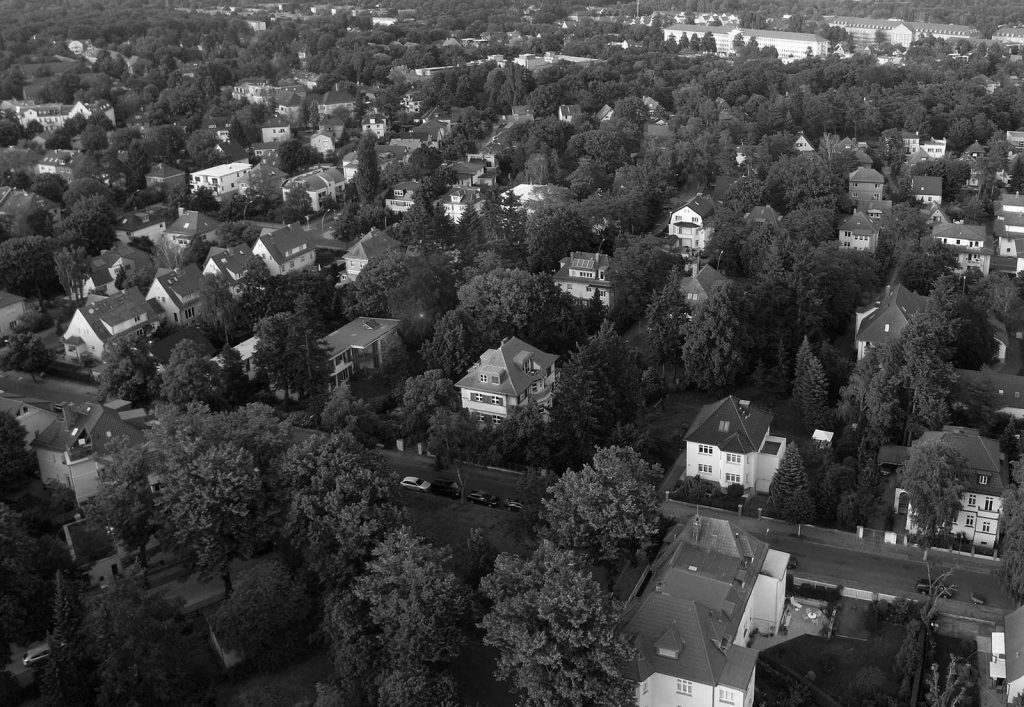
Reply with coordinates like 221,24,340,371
750,598,832,650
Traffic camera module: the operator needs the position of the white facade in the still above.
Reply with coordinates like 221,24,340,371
190,162,252,197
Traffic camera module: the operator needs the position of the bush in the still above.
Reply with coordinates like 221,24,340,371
14,309,53,333
726,483,744,498
790,581,842,603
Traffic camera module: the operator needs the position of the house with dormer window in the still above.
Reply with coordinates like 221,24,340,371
929,222,991,274
343,228,400,282
385,181,421,213
848,167,884,202
203,244,254,290
553,251,612,306
145,264,203,325
669,195,716,251
456,337,558,424
838,211,880,252
621,516,789,707
853,284,928,360
911,175,943,204
683,396,787,495
435,186,484,223
63,288,160,361
895,427,1008,548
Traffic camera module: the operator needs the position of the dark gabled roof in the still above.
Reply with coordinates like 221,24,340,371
684,396,772,454
0,289,26,309
849,166,884,184
32,401,145,454
855,284,928,346
679,265,728,299
204,244,253,281
167,210,219,237
456,337,558,397
911,175,943,195
682,194,715,218
345,229,399,262
150,264,203,309
146,162,185,179
149,327,216,365
914,426,1008,495
744,205,780,227
839,211,879,234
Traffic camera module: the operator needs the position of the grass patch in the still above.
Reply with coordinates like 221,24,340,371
766,623,906,704
832,598,872,640
402,492,537,579
216,649,331,707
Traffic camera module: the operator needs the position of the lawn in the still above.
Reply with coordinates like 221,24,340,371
216,650,332,707
765,622,906,704
832,597,872,640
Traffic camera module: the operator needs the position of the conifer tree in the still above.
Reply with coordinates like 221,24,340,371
793,337,832,431
769,445,814,523
41,572,93,706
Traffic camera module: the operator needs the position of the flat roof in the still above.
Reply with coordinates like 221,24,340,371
192,161,252,178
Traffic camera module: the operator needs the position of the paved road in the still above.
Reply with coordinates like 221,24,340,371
381,450,526,502
0,369,99,404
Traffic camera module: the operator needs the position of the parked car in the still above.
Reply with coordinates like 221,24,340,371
467,490,500,507
787,556,798,570
504,498,523,512
916,578,956,598
430,478,461,499
400,476,431,493
23,644,50,667
971,592,986,606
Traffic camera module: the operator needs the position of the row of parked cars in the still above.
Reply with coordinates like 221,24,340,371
400,476,523,512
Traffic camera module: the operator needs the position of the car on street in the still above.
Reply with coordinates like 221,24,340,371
430,478,461,499
467,490,500,507
400,476,431,493
23,644,50,667
504,498,523,512
916,578,956,598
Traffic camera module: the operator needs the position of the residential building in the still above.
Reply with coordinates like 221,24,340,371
260,116,291,144
113,209,166,244
83,245,155,296
621,516,788,707
36,149,76,180
896,427,1007,548
793,132,814,152
456,337,558,423
318,90,358,116
838,211,880,252
911,175,943,204
991,607,1024,702
662,24,826,59
450,160,486,187
280,167,344,211
929,222,992,274
558,104,582,122
744,205,781,229
992,27,1024,47
62,288,159,362
32,401,146,503
956,369,1024,419
0,394,58,445
190,162,252,198
553,251,612,306
921,138,947,159
0,290,26,336
683,396,787,494
164,210,220,248
361,112,389,138
435,186,484,223
663,23,737,54
309,131,335,155
679,265,728,303
827,17,914,46
384,181,421,212
510,105,535,122
203,244,254,287
854,284,928,360
323,317,402,387
995,193,1024,257
1009,130,1024,150
848,167,884,202
0,187,61,233
922,201,952,225
145,264,203,325
145,162,187,190
669,194,716,250
240,162,287,197
343,228,400,282
902,131,922,154
252,222,344,276
276,92,304,121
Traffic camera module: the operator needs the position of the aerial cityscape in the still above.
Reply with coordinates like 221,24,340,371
3,0,1024,705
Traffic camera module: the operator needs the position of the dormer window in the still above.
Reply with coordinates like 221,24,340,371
657,646,679,659
978,474,989,485
478,373,487,383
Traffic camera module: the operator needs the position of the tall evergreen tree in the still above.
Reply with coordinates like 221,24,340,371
41,572,93,706
680,284,749,391
769,445,814,523
793,338,832,431
354,130,380,204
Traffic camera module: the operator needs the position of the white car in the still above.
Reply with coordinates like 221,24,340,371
400,476,431,493
23,644,50,667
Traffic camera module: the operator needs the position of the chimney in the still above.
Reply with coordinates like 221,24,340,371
62,404,74,432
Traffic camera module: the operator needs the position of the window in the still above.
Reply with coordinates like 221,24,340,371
719,688,735,705
491,414,503,424
984,497,994,512
478,374,487,383
725,453,741,464
982,522,991,534
698,444,713,455
725,472,741,484
698,464,713,474
676,679,693,696
965,515,974,527
967,494,976,507
978,475,989,485
471,393,485,403
490,395,503,406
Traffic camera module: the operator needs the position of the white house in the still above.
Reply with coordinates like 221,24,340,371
854,284,928,360
456,337,558,424
668,194,716,251
929,222,992,275
281,167,344,212
0,290,26,336
895,427,1008,548
435,186,484,223
145,264,204,325
322,317,401,387
911,175,943,204
995,193,1024,258
31,401,146,503
260,116,291,144
343,228,400,282
361,113,388,138
838,211,880,252
683,396,787,495
621,516,788,707
203,244,254,288
997,607,1024,702
384,181,421,213
553,251,612,306
190,162,252,198
252,223,345,276
62,288,159,362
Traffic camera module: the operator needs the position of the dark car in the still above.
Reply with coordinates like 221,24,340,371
916,578,956,598
430,478,461,499
467,490,500,507
504,498,523,512
787,556,798,570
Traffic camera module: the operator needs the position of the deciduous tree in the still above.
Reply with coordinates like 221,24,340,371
0,236,59,299
0,411,32,489
0,332,54,382
160,339,224,408
899,441,966,549
87,437,158,568
99,335,160,407
1000,462,1024,602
